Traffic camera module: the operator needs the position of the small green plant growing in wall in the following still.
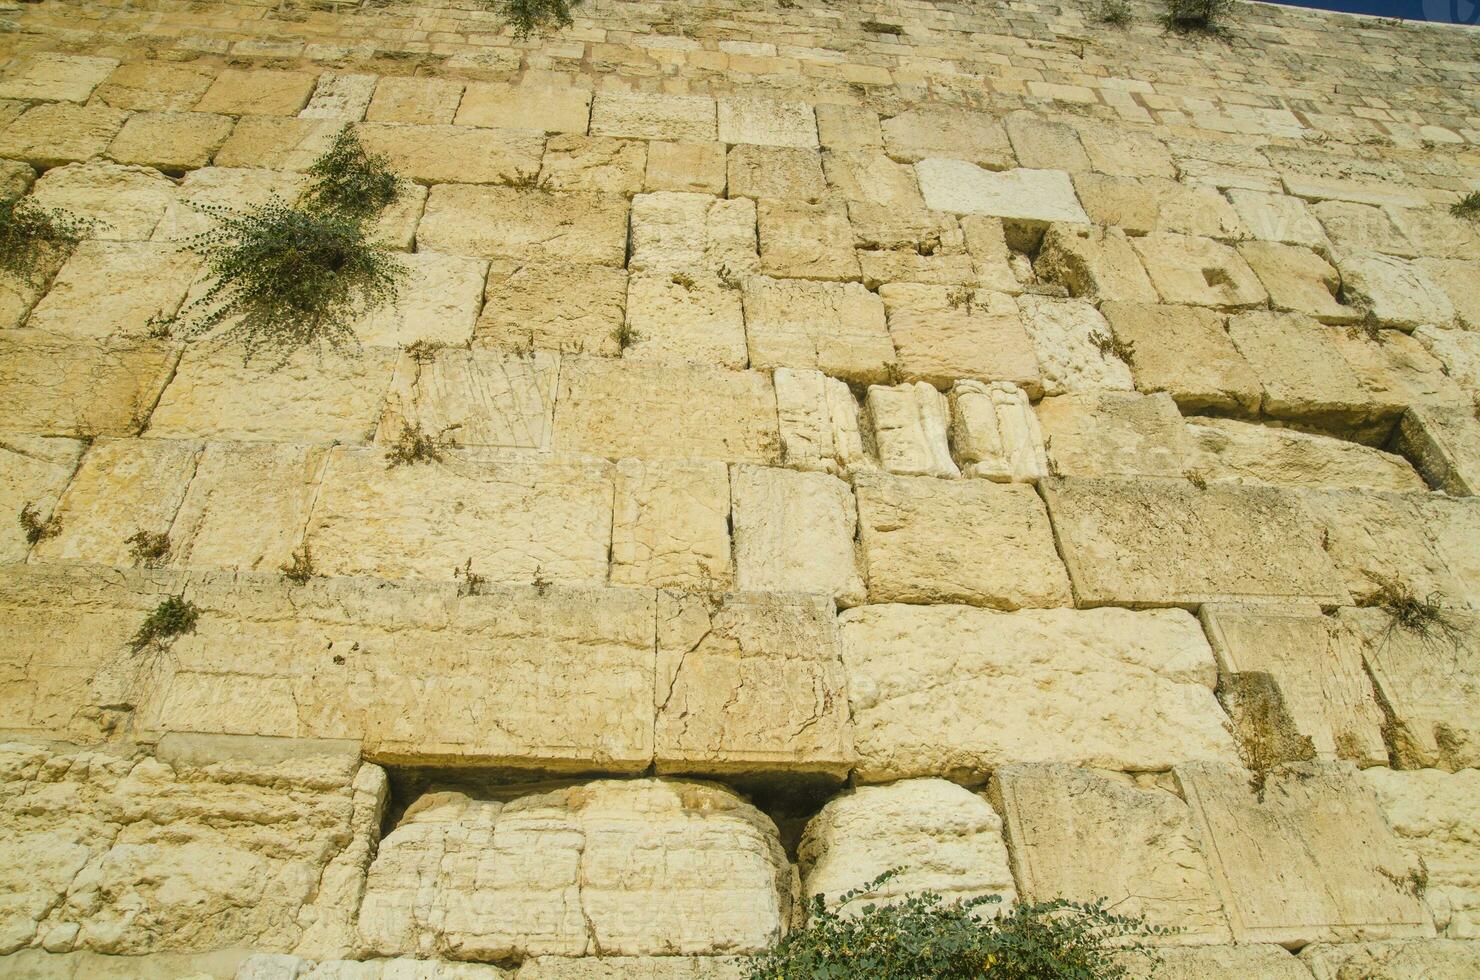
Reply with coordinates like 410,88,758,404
280,545,316,585
18,502,61,545
1452,191,1480,222
0,197,90,286
1099,0,1133,26
126,530,171,567
1370,576,1467,652
1162,0,1232,33
495,0,581,38
130,595,201,652
302,128,401,219
385,421,460,467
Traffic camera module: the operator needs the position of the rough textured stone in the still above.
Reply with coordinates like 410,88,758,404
611,458,731,588
1364,768,1480,939
730,465,864,606
880,283,1042,393
152,167,307,242
1414,258,1480,330
0,333,179,438
623,272,747,368
840,603,1237,781
1397,403,1480,496
1299,488,1461,608
354,252,487,348
1226,311,1382,437
1099,302,1262,415
1239,241,1360,323
539,135,646,195
364,77,464,126
756,197,859,281
1037,390,1198,479
0,435,85,563
107,111,235,172
1333,326,1466,417
1227,188,1332,250
1126,945,1315,980
418,186,627,267
884,109,1011,168
1131,234,1268,310
93,62,216,113
1035,223,1159,302
213,116,340,171
915,161,1088,229
948,381,1048,482
741,276,892,383
477,260,627,356
24,241,199,340
1300,939,1480,979
0,103,128,168
517,958,742,979
590,92,717,141
717,97,817,148
1314,200,1417,257
863,382,958,478
377,349,556,451
454,81,591,134
644,141,727,194
1337,250,1456,330
773,368,869,476
1016,295,1134,396
1075,174,1245,239
194,69,316,116
30,161,176,241
0,53,117,102
1190,417,1425,491
300,72,377,121
629,192,756,274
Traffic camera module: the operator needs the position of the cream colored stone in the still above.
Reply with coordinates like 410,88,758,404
248,956,510,978
1016,295,1134,395
517,957,742,979
840,604,1237,781
741,276,891,384
455,81,591,134
815,105,881,151
726,144,824,201
1301,938,1480,979
1300,489,1462,608
195,69,316,116
1315,200,1417,256
539,135,646,195
1177,761,1434,946
0,332,179,438
948,380,1048,482
1005,113,1090,172
1364,768,1480,939
1386,206,1480,261
855,471,1070,609
1126,945,1312,980
1226,188,1332,250
418,186,628,267
358,780,788,959
880,283,1042,393
365,77,464,125
24,241,198,340
611,458,731,588
1416,495,1480,609
863,382,958,478
350,252,485,348
1099,302,1262,415
1075,174,1246,239
800,779,1015,910
0,103,128,168
93,62,216,113
0,53,117,102
623,272,747,368
0,435,85,563
377,349,556,452
590,93,717,141
730,464,864,605
1333,327,1465,417
1037,390,1197,479
212,117,338,171
1415,258,1480,330
1226,311,1380,436
1131,233,1268,310
107,111,234,172
476,260,627,356
30,161,176,241
150,166,306,241
300,72,376,121
821,150,924,209
756,197,859,281
1074,121,1175,179
959,215,1023,293
1398,403,1480,496
717,97,816,149
1042,477,1350,607
883,109,1011,168
644,141,727,194
915,161,1088,230
1239,241,1361,323
0,159,33,202
994,765,1232,943
773,368,868,475
1336,250,1456,330
629,192,756,274
355,123,544,186
1034,223,1159,302
1190,417,1424,491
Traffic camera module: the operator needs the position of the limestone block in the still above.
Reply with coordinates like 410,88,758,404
839,604,1237,781
960,214,1023,293
194,69,317,116
153,167,308,242
377,349,555,452
629,192,756,275
879,283,1042,394
1336,250,1456,330
0,158,33,202
741,276,892,383
590,92,717,141
821,150,924,209
418,186,627,267
0,435,85,563
1176,761,1434,946
726,144,824,201
476,260,626,356
623,272,747,369
611,458,731,588
24,241,198,340
1386,206,1480,262
1333,327,1465,416
358,781,788,959
882,109,1012,169
1034,223,1158,302
0,741,382,958
93,62,217,113
948,380,1048,482
1074,121,1175,179
815,104,882,151
915,161,1088,231
1225,188,1331,250
349,252,485,348
365,77,465,125
1299,491,1462,608
107,111,235,172
1364,768,1480,939
0,53,117,102
1004,113,1090,172
1226,311,1380,436
29,436,198,568
1074,174,1245,239
1037,391,1197,479
729,464,863,605
1130,233,1267,310
773,368,868,475
1191,417,1424,492
1398,403,1480,496
1283,174,1429,209
1300,939,1480,979
538,135,646,195
300,72,377,121
854,471,1070,609
799,779,1016,910
1,947,259,978
355,124,544,186
1239,241,1360,324
644,141,727,194
0,103,128,168
1417,493,1480,608
517,958,743,979
993,765,1232,943
167,441,328,573
655,591,852,776
1041,477,1350,607
849,205,974,289
1314,200,1417,257
30,161,176,241
1414,325,1480,395
863,382,957,478
247,957,510,978
1415,258,1480,330
756,197,859,281
0,332,179,438
306,447,611,584
213,117,340,171
1016,295,1134,395
454,81,591,134
1098,302,1262,415
717,97,817,149
1125,945,1312,980
553,359,779,464
149,346,395,443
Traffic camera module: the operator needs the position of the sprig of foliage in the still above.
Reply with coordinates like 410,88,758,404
1162,0,1231,33
1452,191,1480,222
497,0,580,38
303,127,401,219
130,595,201,652
280,545,316,584
0,197,90,285
18,502,61,545
385,421,460,467
747,871,1169,979
1371,576,1468,652
1099,0,1133,26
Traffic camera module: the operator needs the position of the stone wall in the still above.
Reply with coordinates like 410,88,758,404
0,0,1478,974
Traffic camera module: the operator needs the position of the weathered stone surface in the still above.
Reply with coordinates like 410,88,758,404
1364,768,1480,939
1239,241,1360,324
358,780,788,959
821,149,923,209
1177,761,1434,946
1131,234,1268,310
1037,390,1198,479
1333,326,1466,417
1415,495,1480,609
1099,302,1262,415
300,72,376,121
655,591,852,776
1074,174,1245,239
880,283,1042,393
645,141,727,194
741,276,892,383
717,96,817,148
1192,417,1424,491
1397,403,1480,496
993,765,1232,943
365,76,465,125
863,382,958,478
1314,200,1417,256
1227,188,1331,250
611,458,731,588
418,186,627,267
454,81,591,134
1035,223,1159,302
1005,113,1090,172
1336,250,1456,330
30,161,176,241
840,603,1237,781
623,272,747,368
756,197,859,281
1016,295,1134,395
854,471,1070,609
590,92,717,141
539,135,646,195
0,435,85,563
241,955,511,978
1300,939,1480,979
815,105,882,152
24,241,198,340
629,192,756,274
107,111,235,172
153,167,307,242
212,116,340,171
195,69,316,116
773,368,868,475
1386,206,1480,262
1125,945,1314,980
1042,477,1350,607
1074,121,1174,179
1414,258,1480,330
730,465,863,605
0,53,117,102
517,958,742,979
0,332,179,438
0,103,128,168
0,947,259,979
882,108,1010,168
1298,490,1461,607
799,779,1016,909
93,61,216,112
948,381,1048,482
354,252,486,348
377,349,556,454
916,161,1088,229
477,260,627,356
1226,311,1382,436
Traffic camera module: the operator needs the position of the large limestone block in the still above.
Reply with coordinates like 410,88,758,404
840,604,1238,781
29,161,176,241
517,959,742,979
1300,939,1480,979
353,252,486,348
851,207,975,290
915,161,1088,231
0,52,118,102
773,368,869,476
612,458,731,588
863,382,958,478
355,122,544,186
993,765,1232,943
729,465,864,606
1034,223,1159,303
24,241,198,339
0,332,179,438
1225,311,1381,437
1004,113,1090,172
1037,390,1198,479
93,61,217,112
243,956,511,978
1239,241,1360,324
854,472,1070,609
1415,258,1480,330
589,92,717,141
107,110,235,172
1074,173,1245,239
305,447,612,585
1364,768,1480,938
1314,201,1417,257
0,739,383,957
2,947,260,978
553,359,779,464
741,276,892,384
623,272,746,369
1098,302,1262,415
821,150,924,209
1016,295,1134,396
1041,477,1350,608
1176,761,1434,946
0,103,128,168
153,167,308,242
377,349,557,452
1226,188,1332,250
883,109,1012,168
1333,327,1466,418
1190,417,1424,491
29,436,199,568
1415,495,1480,609
358,780,788,960
454,81,592,134
300,71,377,121
418,186,627,267
727,144,823,201
0,435,85,563
1397,403,1480,496
655,591,852,777
947,381,1048,482
477,260,627,356
756,197,859,282
365,76,464,125
1298,491,1461,607
1386,206,1480,262
644,141,727,194
539,135,647,195
148,346,397,444
1336,250,1456,330
628,192,757,274
1200,603,1387,767
195,69,316,116
213,116,341,171
879,283,1042,394
815,105,882,152
1074,121,1175,179
1125,945,1314,980
1131,234,1268,310
799,779,1016,910
717,96,817,149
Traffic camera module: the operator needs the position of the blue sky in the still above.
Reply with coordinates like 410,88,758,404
1268,0,1480,24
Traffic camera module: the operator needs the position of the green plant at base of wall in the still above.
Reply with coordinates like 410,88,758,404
0,197,90,286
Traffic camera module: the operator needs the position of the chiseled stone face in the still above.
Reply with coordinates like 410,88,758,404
629,192,757,275
1035,223,1159,302
1299,939,1480,980
1015,295,1134,396
0,435,85,563
0,52,118,103
1364,768,1480,939
773,368,869,476
948,380,1048,483
879,283,1042,394
30,161,177,242
730,464,864,606
1133,944,1314,980
1190,416,1425,492
0,327,177,434
864,382,958,479
377,349,558,452
1037,390,1197,480
742,276,893,384
611,458,731,589
1097,302,1261,416
418,186,628,267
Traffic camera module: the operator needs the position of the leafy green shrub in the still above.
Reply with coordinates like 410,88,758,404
0,197,90,285
1162,0,1231,33
497,0,580,38
385,421,460,467
303,127,401,219
280,545,316,585
18,502,61,545
1452,191,1480,222
130,595,200,651
1099,0,1133,26
126,529,171,567
747,872,1168,979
